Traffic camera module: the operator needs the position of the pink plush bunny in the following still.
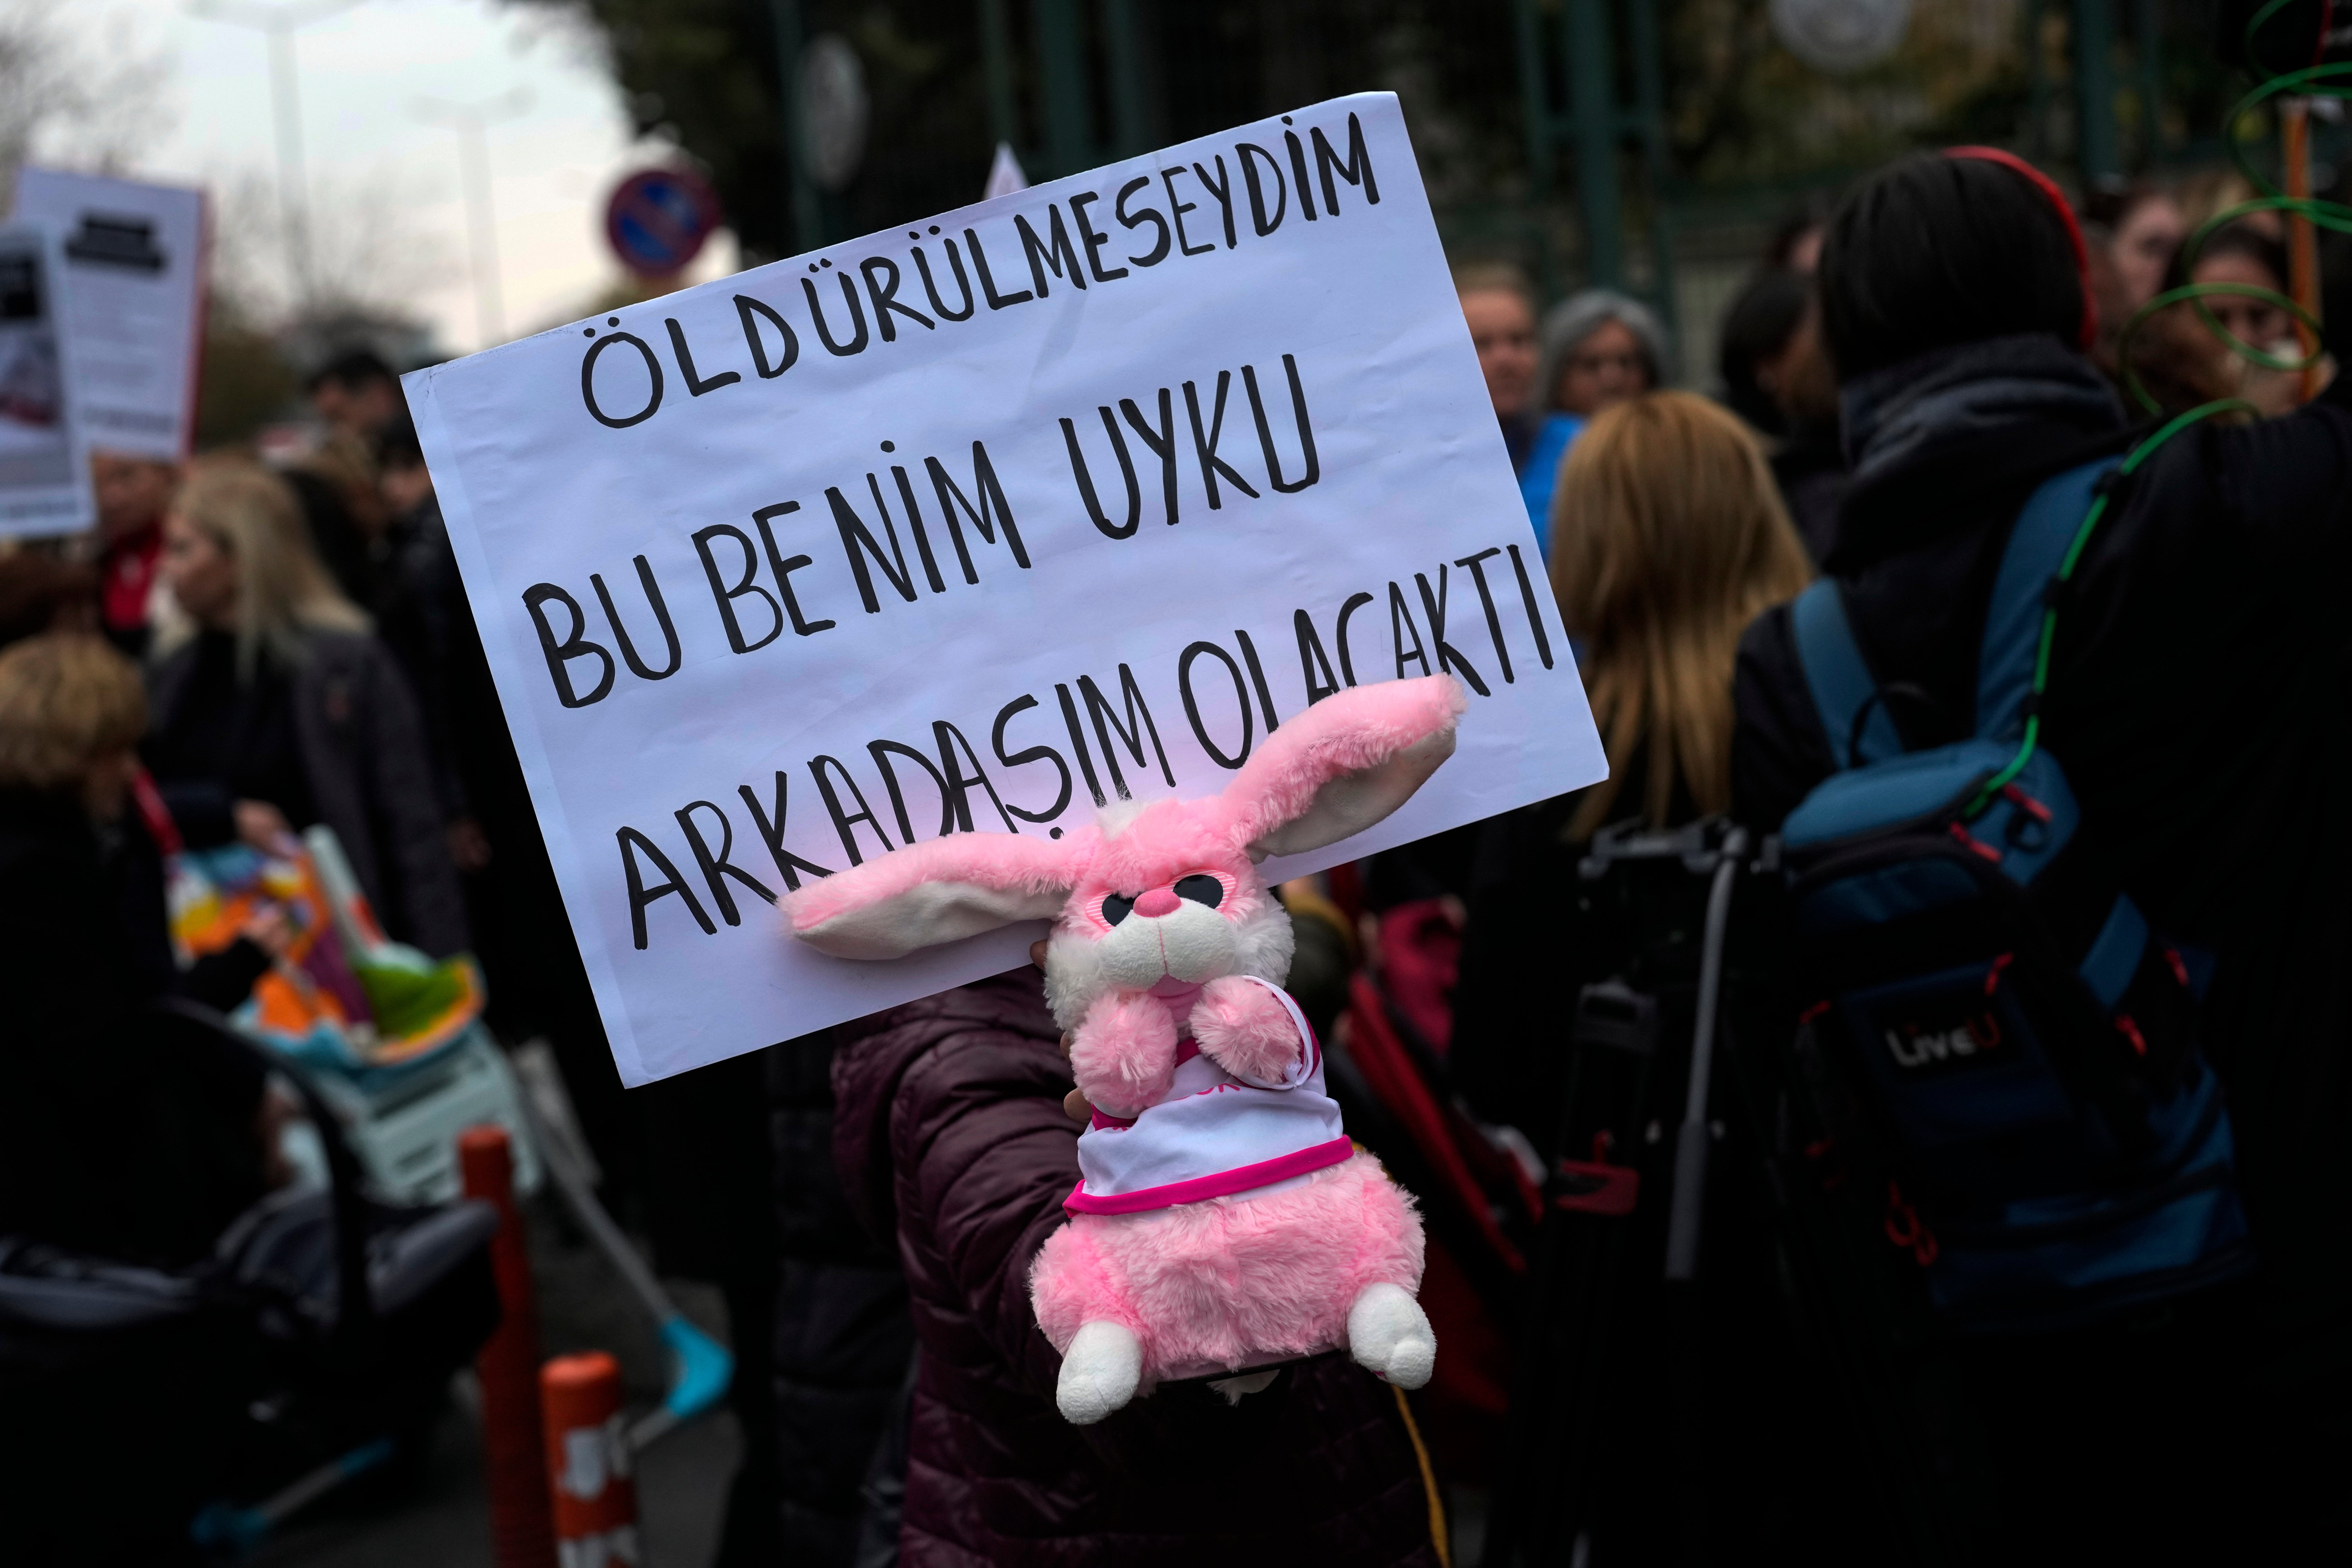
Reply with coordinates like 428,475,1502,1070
784,674,1465,1422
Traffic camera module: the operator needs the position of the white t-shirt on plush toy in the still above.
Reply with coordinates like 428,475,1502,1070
1067,975,1351,1214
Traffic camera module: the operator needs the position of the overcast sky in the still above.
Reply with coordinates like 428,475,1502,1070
44,0,739,355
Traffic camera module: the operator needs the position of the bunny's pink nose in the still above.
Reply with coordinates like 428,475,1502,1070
1133,887,1182,918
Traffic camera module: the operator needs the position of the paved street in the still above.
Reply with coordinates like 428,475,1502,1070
248,1197,741,1567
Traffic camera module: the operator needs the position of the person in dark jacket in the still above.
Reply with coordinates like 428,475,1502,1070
1716,268,1849,562
0,633,298,1567
282,461,377,617
87,450,179,659
0,633,286,1266
370,416,486,871
1719,269,1808,439
307,346,403,442
1455,391,1810,1139
756,1030,913,1564
1445,396,1822,1561
1731,150,2350,1561
632,1045,792,1566
832,966,1449,1567
0,552,98,648
1456,262,1543,475
144,456,468,957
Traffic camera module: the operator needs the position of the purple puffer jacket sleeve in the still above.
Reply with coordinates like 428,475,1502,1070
832,968,1444,1568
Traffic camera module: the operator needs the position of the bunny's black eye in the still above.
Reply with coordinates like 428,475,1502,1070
1102,893,1135,926
1175,875,1223,909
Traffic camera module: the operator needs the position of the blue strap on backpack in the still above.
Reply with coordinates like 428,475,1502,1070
1779,458,2251,1333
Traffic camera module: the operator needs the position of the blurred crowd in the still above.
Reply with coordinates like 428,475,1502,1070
1463,166,2328,578
4,354,469,1251
1,145,2346,1568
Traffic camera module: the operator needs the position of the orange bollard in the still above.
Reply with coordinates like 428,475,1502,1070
459,1125,558,1568
541,1352,640,1568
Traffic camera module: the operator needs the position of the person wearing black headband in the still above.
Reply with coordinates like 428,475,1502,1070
1732,149,2351,1561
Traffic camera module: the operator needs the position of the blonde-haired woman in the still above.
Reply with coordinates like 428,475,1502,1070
1546,390,1814,841
1452,391,1811,1134
146,456,468,955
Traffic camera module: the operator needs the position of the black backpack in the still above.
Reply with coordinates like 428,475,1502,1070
1775,457,2253,1332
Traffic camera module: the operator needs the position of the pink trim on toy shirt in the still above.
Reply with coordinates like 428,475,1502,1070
1066,978,1345,1214
1063,1135,1357,1214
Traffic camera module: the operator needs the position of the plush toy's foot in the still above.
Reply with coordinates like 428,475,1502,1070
1057,1320,1143,1425
1347,1283,1436,1390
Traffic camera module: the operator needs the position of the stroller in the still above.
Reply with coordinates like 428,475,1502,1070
0,1002,500,1565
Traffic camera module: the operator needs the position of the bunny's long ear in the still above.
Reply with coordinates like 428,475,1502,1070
783,832,1082,960
1231,675,1468,860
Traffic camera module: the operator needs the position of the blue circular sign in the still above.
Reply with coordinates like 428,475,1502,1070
605,167,722,278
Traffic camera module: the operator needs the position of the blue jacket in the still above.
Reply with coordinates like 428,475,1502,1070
1516,412,1584,556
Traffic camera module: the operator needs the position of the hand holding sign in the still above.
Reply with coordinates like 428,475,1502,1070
408,93,1606,1084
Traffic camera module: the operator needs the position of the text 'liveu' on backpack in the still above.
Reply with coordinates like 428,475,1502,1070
1777,457,2252,1333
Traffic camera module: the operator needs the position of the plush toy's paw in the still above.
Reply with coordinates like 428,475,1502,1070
1347,1283,1436,1390
1057,1320,1143,1425
1068,992,1177,1117
1189,976,1303,1085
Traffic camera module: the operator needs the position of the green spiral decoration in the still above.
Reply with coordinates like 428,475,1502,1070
2116,0,2347,414
1962,2,2333,818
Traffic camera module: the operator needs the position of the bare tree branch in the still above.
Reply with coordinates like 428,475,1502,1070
0,0,176,206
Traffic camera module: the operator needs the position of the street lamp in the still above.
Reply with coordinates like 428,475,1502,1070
187,0,361,307
415,89,531,346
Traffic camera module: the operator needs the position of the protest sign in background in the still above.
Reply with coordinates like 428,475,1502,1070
9,170,206,463
0,221,95,540
409,93,1608,1085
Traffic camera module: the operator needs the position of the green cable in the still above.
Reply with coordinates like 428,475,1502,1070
2119,277,2318,413
1961,7,2345,818
1962,399,2253,817
2110,14,2352,412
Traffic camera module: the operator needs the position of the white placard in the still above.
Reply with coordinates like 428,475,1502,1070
408,93,1607,1085
0,221,95,539
9,169,207,462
